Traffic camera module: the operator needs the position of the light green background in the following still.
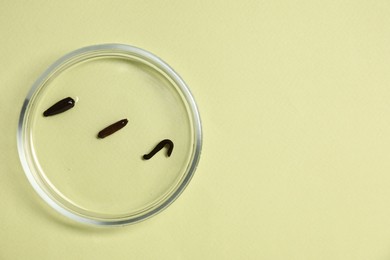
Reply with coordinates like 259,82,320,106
1,1,390,259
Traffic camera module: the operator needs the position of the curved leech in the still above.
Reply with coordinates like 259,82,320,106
143,139,174,160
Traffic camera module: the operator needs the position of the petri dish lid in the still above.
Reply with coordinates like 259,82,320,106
17,44,202,226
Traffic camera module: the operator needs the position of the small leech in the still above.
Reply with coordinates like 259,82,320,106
143,139,174,160
43,97,75,117
98,119,128,139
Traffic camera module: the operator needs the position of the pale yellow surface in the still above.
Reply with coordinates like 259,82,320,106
1,1,390,259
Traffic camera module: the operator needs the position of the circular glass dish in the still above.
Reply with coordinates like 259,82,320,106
17,44,202,226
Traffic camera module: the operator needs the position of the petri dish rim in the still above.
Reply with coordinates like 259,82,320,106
17,44,202,226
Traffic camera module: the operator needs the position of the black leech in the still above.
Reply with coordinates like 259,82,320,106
143,139,174,160
98,119,128,139
43,97,75,117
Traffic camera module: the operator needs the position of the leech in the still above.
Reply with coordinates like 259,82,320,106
43,97,75,117
143,139,174,160
98,119,128,139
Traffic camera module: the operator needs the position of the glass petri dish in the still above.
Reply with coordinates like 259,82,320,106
17,44,202,226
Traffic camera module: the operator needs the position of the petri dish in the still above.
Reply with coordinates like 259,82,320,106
17,44,202,226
